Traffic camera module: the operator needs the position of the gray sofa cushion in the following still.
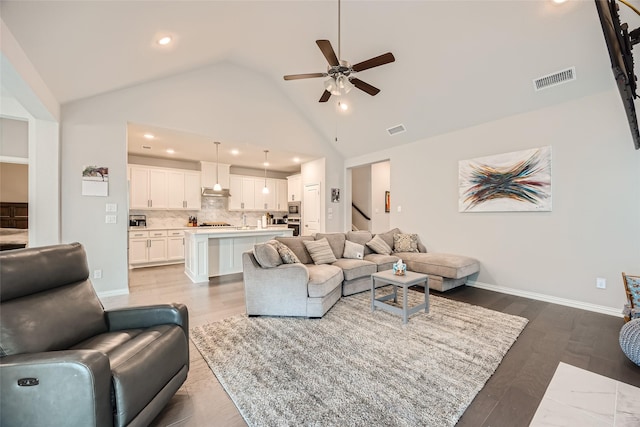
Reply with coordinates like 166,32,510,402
332,258,377,281
253,241,283,268
366,235,392,255
400,252,480,279
276,236,314,264
315,233,346,259
346,230,374,255
376,228,401,250
364,253,400,272
393,233,419,253
343,240,365,259
307,265,344,298
303,238,337,265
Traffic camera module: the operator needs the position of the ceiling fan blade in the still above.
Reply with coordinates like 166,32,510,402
351,78,381,96
352,52,395,72
319,90,332,103
316,40,339,66
284,73,326,81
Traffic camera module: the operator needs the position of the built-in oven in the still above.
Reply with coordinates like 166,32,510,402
287,218,300,236
287,201,301,217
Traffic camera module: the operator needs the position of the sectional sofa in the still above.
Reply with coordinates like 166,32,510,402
242,228,480,318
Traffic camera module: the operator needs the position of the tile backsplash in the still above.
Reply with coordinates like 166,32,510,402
130,197,286,228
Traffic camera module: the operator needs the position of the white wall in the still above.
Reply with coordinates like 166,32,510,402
346,90,640,313
61,62,344,294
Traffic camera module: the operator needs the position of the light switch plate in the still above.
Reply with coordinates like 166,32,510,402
106,203,117,212
105,215,117,224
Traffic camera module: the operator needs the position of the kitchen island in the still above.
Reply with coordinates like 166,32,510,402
184,226,293,283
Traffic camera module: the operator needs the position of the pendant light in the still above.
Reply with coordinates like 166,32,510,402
262,150,270,194
213,141,222,191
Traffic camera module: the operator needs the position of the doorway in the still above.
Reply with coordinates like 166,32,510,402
349,160,390,233
303,183,320,235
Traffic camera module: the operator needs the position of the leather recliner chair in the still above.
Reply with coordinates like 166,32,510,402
0,242,189,427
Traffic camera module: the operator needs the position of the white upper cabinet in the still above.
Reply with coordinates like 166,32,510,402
201,161,230,189
276,180,288,211
129,164,200,210
287,174,302,202
228,174,287,211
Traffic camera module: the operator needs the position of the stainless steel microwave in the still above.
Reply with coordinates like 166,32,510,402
287,201,301,217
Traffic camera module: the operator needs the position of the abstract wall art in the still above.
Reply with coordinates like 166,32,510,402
459,146,551,212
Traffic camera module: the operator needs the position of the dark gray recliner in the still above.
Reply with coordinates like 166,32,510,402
0,242,189,427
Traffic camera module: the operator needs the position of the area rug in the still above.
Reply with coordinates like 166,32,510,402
191,290,528,427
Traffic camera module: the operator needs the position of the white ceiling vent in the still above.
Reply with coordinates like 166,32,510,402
386,124,406,136
533,67,576,91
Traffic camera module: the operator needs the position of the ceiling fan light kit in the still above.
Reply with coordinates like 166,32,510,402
283,0,395,103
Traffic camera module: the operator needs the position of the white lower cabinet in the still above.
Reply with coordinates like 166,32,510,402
167,230,185,260
129,229,185,267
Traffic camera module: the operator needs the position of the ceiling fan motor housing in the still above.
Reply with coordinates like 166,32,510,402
328,60,353,79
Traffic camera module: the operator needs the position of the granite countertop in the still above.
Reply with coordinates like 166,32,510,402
130,225,289,232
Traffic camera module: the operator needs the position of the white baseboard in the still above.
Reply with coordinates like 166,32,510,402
97,288,130,299
466,280,622,318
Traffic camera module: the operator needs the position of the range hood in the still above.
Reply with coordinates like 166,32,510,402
201,187,231,197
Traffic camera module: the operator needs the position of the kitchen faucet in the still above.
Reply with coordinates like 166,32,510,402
241,213,247,227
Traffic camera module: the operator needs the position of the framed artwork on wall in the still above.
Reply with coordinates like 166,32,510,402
458,146,551,212
82,165,109,197
385,191,390,213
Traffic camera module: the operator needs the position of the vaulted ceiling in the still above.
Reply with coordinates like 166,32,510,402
0,1,626,160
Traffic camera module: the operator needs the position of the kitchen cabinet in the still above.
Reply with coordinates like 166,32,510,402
254,178,276,211
168,170,201,209
287,174,302,202
129,165,200,210
129,230,168,265
229,175,257,210
201,161,230,189
229,174,287,211
276,180,288,211
167,229,185,260
129,229,185,267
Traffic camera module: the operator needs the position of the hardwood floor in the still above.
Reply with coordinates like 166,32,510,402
101,265,640,427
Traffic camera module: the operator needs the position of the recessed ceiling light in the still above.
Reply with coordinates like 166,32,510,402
143,133,154,139
166,149,175,154
293,157,301,163
263,161,270,167
157,36,172,46
231,149,239,155
551,0,567,4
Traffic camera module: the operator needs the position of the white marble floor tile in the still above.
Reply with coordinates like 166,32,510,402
542,363,617,424
615,381,640,427
530,362,640,427
530,397,611,427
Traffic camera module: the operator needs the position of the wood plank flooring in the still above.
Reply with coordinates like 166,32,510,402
100,265,640,427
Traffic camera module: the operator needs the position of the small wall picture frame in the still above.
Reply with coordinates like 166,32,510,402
385,191,390,213
331,188,340,203
82,165,109,197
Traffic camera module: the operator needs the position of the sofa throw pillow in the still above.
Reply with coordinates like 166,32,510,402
343,239,365,260
366,235,392,255
303,238,338,265
253,241,283,268
271,240,300,264
393,233,419,253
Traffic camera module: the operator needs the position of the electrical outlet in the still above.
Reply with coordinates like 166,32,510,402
596,277,607,289
397,205,402,213
93,270,102,279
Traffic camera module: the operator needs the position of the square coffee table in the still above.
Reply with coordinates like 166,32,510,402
371,270,429,324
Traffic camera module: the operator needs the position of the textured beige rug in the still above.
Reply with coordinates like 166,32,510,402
191,290,528,427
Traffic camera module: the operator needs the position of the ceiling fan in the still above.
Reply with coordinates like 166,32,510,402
283,0,395,103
